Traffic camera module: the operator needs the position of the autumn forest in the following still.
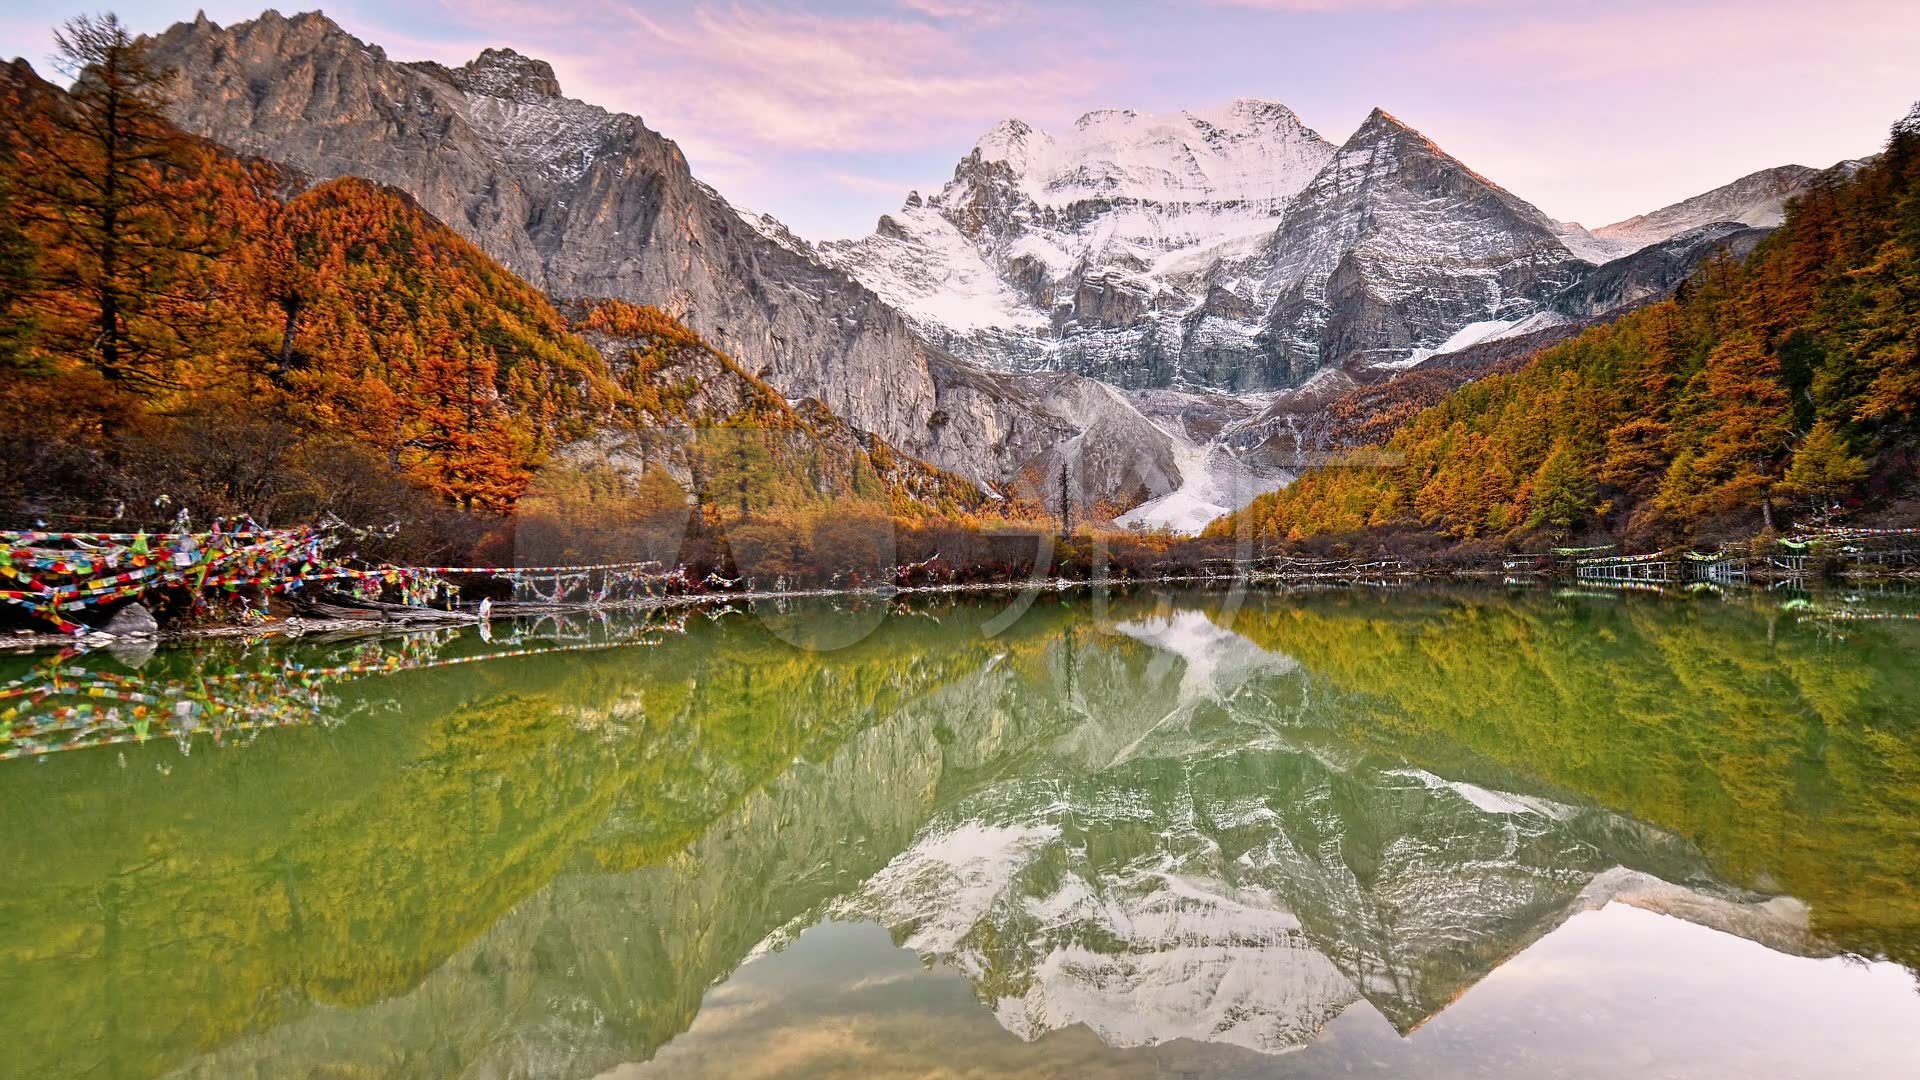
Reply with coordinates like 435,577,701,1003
0,17,1004,575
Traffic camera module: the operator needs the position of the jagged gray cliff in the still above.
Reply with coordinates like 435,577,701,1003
140,9,1172,500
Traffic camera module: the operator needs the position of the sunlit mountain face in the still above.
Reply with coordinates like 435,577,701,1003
3,588,1918,1078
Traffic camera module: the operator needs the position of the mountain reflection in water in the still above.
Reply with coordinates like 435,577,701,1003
2,588,1917,1079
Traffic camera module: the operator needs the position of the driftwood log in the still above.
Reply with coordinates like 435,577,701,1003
293,589,478,624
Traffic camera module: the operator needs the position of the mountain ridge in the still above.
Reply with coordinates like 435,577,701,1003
0,52,995,532
140,8,1152,501
827,97,1754,396
1558,159,1871,261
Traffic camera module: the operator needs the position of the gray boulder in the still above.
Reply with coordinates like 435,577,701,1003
104,602,160,639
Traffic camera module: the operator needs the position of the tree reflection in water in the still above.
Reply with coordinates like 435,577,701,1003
0,588,1915,1079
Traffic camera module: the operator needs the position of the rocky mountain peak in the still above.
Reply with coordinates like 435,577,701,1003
1323,108,1549,230
957,99,1335,213
972,118,1047,178
983,117,1044,144
1074,106,1139,129
1343,108,1467,171
452,47,562,102
152,9,384,66
1358,105,1412,132
1203,97,1315,138
1254,104,1587,377
1226,96,1298,117
255,9,352,39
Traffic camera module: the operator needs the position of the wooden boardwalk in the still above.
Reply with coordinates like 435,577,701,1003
1574,551,1677,584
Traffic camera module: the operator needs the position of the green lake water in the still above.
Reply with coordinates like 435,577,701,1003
2,586,1918,1078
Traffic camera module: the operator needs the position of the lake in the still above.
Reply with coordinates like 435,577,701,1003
3,586,1918,1078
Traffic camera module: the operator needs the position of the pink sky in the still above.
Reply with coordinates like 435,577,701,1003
6,0,1917,239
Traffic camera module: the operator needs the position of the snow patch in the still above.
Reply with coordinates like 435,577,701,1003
1116,431,1288,534
974,99,1334,212
1114,609,1296,703
845,821,1059,960
1385,310,1568,371
1387,767,1578,820
820,206,1048,336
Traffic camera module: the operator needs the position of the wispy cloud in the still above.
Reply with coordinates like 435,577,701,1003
261,0,1114,236
378,0,1100,156
612,3,1094,151
821,168,925,196
896,0,1025,22
19,0,1908,239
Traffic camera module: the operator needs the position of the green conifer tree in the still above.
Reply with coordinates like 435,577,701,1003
1779,419,1870,518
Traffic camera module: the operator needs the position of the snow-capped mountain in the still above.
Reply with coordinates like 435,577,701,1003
820,100,1337,387
825,103,1592,391
1255,109,1588,377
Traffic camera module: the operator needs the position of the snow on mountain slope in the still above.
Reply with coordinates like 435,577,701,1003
825,101,1594,393
827,201,1050,339
977,100,1337,210
1115,429,1290,534
1259,109,1590,376
1387,310,1569,372
1567,160,1868,260
820,99,1341,389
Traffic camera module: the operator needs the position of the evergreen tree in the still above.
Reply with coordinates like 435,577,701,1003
0,16,214,386
1596,416,1671,502
1672,332,1794,515
1779,419,1869,517
408,334,528,512
1525,438,1593,533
